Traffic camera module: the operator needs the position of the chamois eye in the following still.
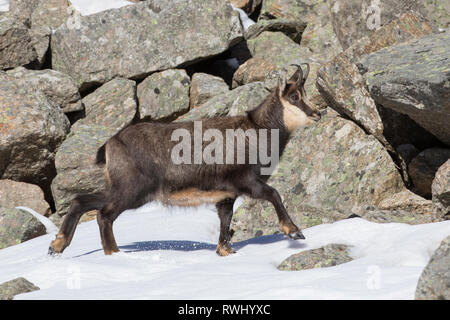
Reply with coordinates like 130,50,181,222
290,93,299,102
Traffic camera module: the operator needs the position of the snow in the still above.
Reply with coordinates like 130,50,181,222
0,201,448,300
231,4,255,31
0,0,9,12
70,0,133,16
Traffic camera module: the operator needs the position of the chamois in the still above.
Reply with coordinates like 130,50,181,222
49,64,321,257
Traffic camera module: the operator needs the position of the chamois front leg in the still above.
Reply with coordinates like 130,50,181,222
239,178,305,240
216,198,236,256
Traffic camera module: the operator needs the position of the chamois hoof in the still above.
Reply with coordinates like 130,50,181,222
287,230,305,240
47,246,61,257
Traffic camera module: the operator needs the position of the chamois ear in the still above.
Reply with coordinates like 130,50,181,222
301,63,310,82
287,64,304,86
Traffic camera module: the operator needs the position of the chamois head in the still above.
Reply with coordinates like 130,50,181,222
277,64,321,132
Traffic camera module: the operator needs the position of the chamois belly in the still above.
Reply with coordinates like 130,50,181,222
163,188,235,207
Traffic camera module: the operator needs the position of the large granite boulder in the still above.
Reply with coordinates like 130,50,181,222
0,179,51,216
0,207,46,249
31,0,70,29
232,57,278,89
232,111,431,241
178,82,269,121
359,31,450,146
8,0,40,26
51,0,243,90
137,69,190,121
73,78,137,131
6,67,83,113
245,18,306,43
190,73,229,109
329,0,449,50
317,12,433,147
0,13,37,69
0,73,70,193
415,235,450,300
432,160,450,219
51,125,116,216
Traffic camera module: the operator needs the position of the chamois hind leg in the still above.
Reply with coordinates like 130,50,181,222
49,192,107,255
237,176,305,240
216,198,236,256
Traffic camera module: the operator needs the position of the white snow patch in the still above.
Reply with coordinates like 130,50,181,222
231,4,255,31
0,0,9,12
0,202,449,299
15,206,58,234
70,0,133,16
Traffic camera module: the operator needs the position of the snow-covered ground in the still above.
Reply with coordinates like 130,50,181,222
0,202,448,300
70,0,133,16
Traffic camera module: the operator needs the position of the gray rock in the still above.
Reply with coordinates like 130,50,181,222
416,235,450,300
278,244,352,271
6,67,82,113
0,73,70,192
0,13,37,70
360,31,450,146
0,207,46,249
190,73,229,109
28,25,51,68
0,179,51,216
232,111,430,241
31,0,70,29
51,0,243,90
138,69,190,121
329,0,449,50
432,160,450,218
73,78,137,131
245,18,306,43
232,57,277,89
178,82,269,121
317,12,434,147
8,0,40,26
259,0,331,24
409,148,450,199
247,31,312,69
51,125,116,216
0,278,39,300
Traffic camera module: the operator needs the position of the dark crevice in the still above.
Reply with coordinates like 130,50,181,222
249,2,263,21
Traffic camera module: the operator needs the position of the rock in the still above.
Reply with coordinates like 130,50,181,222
409,148,450,199
0,73,70,194
359,31,450,146
278,244,352,271
259,0,331,24
232,57,277,89
230,0,262,15
28,25,51,68
0,180,51,216
0,13,37,70
415,235,450,300
51,0,243,90
178,82,269,121
0,278,39,300
330,0,450,50
232,111,429,241
51,125,116,216
8,0,40,26
317,12,434,148
6,67,82,113
432,160,450,218
396,144,420,167
190,73,229,109
73,78,137,131
0,207,46,249
31,0,70,29
138,69,190,121
247,31,312,69
245,18,306,43
359,208,436,224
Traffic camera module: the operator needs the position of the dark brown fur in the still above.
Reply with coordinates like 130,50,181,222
49,65,321,256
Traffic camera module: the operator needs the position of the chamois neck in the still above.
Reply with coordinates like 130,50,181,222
247,90,284,130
